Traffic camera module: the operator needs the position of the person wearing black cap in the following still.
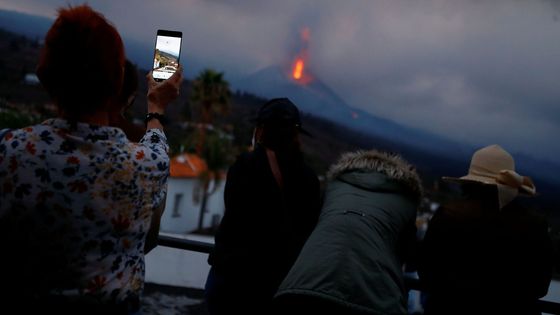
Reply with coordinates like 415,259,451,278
205,98,321,315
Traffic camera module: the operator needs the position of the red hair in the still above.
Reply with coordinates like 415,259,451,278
37,5,125,118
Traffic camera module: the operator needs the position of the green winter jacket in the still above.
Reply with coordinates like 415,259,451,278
275,150,422,315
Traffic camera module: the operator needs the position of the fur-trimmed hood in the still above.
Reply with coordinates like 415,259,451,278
327,150,423,200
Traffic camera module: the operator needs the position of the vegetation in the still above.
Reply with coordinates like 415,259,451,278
190,69,231,151
1,27,558,241
0,98,46,129
189,69,233,232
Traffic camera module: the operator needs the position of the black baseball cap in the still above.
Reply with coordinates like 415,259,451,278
252,98,312,136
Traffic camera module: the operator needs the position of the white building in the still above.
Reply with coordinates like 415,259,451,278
160,153,225,235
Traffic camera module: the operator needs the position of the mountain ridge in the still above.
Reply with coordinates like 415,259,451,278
235,65,476,161
0,8,558,187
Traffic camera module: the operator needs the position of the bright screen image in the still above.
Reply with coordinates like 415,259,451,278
153,35,181,80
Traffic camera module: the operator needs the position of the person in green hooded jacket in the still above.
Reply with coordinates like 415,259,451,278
274,150,422,315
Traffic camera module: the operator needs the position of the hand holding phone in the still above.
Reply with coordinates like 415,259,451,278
148,64,183,112
152,29,182,82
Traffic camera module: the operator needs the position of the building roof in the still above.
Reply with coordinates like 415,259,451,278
170,153,208,178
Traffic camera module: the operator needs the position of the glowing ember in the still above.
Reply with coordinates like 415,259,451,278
293,59,304,80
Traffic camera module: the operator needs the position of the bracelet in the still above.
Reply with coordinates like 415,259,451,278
145,112,168,125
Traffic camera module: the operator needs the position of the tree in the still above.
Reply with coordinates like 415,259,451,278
192,130,234,232
191,69,231,151
190,69,232,232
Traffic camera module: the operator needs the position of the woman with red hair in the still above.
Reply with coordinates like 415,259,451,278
0,5,182,314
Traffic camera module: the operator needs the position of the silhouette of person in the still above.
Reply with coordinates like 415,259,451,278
0,5,182,314
274,149,421,315
418,144,554,315
205,98,321,315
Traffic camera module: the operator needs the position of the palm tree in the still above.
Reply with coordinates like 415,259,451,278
193,131,234,231
191,69,231,152
190,69,232,232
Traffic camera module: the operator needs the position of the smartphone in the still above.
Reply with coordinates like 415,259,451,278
152,29,182,82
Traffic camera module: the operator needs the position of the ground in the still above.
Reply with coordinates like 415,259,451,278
142,283,209,315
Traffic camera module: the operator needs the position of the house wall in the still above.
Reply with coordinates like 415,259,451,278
203,179,226,230
160,177,225,234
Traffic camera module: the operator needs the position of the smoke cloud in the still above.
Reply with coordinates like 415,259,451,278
1,0,560,161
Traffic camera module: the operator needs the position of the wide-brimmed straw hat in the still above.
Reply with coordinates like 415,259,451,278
443,144,536,209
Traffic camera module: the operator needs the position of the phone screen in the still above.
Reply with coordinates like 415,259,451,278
152,30,182,81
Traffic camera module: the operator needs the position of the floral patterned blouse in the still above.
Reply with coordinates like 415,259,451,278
0,118,169,303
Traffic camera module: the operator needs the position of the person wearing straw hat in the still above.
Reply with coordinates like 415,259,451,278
418,144,554,315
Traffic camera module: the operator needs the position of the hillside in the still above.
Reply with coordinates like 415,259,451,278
0,27,558,232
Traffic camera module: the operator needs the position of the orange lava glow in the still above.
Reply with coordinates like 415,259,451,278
293,59,304,80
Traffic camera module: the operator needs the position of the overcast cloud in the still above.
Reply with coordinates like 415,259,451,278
1,0,559,162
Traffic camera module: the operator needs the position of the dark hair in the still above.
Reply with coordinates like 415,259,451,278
259,123,303,170
118,60,138,105
260,124,299,152
36,5,125,120
460,182,499,207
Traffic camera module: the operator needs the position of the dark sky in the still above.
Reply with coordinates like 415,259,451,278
2,0,560,162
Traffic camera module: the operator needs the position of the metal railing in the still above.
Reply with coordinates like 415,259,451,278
157,235,560,315
158,234,213,254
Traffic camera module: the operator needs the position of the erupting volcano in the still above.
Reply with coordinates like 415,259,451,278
293,59,304,80
291,27,312,84
236,27,488,171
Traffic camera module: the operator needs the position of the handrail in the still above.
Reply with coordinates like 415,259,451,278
157,234,213,254
156,235,560,314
